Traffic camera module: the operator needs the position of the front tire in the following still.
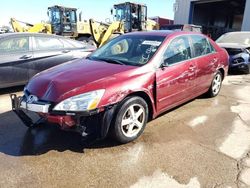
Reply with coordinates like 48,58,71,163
111,96,148,144
207,71,223,97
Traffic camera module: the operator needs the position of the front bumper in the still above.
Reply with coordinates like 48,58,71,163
10,94,116,139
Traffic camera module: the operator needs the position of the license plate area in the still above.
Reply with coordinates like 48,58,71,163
20,101,50,113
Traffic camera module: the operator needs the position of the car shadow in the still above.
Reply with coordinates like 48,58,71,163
0,86,24,95
0,111,120,157
228,71,248,75
0,89,217,157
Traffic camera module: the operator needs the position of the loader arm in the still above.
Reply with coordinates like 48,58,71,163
89,19,124,47
10,18,27,32
10,18,52,34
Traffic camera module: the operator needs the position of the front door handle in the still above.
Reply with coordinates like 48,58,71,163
19,55,32,59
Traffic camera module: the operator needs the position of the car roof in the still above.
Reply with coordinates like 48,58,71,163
125,30,204,37
0,32,67,40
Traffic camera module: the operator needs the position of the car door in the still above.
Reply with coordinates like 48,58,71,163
0,35,33,88
190,35,218,93
156,35,196,113
30,36,73,77
59,38,96,58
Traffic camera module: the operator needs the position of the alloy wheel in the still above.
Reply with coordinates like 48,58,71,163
121,104,146,138
212,73,222,95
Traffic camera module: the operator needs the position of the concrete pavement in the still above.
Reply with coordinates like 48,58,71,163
0,75,249,187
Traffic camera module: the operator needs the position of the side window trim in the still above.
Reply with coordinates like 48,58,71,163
162,35,192,66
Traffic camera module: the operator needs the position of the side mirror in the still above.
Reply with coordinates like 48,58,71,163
161,59,169,68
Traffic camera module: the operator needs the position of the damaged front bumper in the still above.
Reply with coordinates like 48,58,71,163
10,94,116,139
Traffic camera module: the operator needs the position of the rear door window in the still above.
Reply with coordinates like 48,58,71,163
59,38,86,49
0,36,29,53
163,36,192,65
191,35,215,57
34,37,64,51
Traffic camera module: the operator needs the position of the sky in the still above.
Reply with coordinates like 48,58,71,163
0,0,175,26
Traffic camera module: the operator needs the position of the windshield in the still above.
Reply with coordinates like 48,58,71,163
89,35,165,66
49,9,61,24
63,10,77,23
216,32,250,45
115,5,129,21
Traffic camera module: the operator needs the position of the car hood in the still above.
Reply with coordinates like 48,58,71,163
26,59,136,102
217,43,250,49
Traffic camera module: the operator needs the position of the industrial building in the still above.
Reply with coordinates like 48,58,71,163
174,0,250,39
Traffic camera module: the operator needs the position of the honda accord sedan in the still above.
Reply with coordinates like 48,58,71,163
217,32,250,74
11,31,229,143
0,33,95,88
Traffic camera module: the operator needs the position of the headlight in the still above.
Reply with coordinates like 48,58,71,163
53,89,105,112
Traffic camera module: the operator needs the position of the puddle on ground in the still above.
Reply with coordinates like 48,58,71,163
121,143,144,165
130,169,200,188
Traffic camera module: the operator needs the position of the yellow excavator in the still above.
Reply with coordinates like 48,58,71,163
10,18,52,33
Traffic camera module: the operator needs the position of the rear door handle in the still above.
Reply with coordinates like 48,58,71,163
19,55,32,59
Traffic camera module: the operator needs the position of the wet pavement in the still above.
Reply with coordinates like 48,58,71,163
0,75,250,188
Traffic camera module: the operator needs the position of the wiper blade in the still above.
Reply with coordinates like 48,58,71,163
97,58,125,65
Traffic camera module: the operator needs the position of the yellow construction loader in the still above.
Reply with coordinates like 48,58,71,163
48,3,158,47
89,2,159,47
10,18,52,33
11,2,158,47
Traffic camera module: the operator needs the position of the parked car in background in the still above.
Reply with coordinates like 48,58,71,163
0,33,96,88
216,32,250,74
11,31,228,143
160,24,202,33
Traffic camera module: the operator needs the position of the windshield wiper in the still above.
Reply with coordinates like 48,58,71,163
94,57,125,65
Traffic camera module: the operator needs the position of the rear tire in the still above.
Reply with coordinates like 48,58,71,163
206,71,223,97
243,66,250,74
111,96,148,144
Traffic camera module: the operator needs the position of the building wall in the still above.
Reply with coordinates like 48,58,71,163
174,0,250,31
242,0,250,31
173,0,197,25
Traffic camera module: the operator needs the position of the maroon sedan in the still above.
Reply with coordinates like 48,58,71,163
11,31,229,143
